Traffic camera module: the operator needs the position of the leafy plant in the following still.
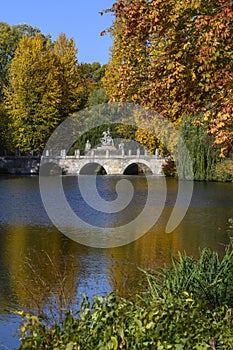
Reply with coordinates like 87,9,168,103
214,159,233,182
143,242,233,309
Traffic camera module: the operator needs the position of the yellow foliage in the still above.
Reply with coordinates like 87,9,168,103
4,33,82,153
135,128,157,154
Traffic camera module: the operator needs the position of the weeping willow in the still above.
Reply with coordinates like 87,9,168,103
179,116,219,181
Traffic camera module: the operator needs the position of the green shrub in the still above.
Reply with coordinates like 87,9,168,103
214,159,233,182
145,242,233,309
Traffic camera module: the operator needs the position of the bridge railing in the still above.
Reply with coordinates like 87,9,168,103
42,148,162,160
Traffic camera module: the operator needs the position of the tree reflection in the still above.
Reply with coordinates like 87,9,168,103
5,225,80,323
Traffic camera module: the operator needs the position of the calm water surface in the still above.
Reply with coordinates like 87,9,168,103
0,175,232,349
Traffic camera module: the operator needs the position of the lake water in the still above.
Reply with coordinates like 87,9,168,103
0,175,232,349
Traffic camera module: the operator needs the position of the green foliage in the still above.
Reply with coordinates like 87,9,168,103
87,88,109,106
145,242,233,309
69,123,136,154
0,102,11,154
214,159,233,182
179,116,220,181
82,62,107,84
17,300,233,349
13,23,47,40
16,243,233,349
77,62,109,109
69,124,108,153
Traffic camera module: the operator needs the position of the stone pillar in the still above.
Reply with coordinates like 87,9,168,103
75,149,80,158
137,148,140,157
61,149,66,158
128,149,132,156
45,150,49,157
106,149,110,158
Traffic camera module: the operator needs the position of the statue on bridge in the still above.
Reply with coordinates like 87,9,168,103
85,140,91,153
101,128,114,147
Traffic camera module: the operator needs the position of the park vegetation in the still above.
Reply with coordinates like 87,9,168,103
16,242,233,349
1,4,232,348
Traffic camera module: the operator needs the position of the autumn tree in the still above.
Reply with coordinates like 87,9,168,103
103,0,233,156
0,22,47,101
0,23,53,153
4,34,61,152
77,62,109,108
0,102,11,154
0,22,19,101
4,33,82,153
53,33,83,120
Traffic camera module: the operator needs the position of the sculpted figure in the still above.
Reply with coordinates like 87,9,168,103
101,128,114,146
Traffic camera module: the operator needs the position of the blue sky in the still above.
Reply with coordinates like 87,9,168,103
1,0,114,64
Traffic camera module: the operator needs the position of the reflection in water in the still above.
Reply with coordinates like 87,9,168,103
5,226,79,319
0,176,232,348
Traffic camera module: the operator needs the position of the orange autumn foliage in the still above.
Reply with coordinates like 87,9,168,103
103,0,233,156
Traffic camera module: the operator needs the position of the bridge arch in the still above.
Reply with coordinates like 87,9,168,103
122,159,153,175
79,162,107,175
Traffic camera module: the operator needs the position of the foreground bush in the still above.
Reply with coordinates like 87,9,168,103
214,159,233,182
16,244,233,349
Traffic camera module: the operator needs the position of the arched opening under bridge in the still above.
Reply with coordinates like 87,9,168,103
123,162,153,175
79,163,107,175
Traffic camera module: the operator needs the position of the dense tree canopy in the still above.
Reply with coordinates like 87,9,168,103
13,23,44,38
4,34,61,152
0,22,19,101
0,22,108,154
103,0,233,156
0,22,47,101
77,62,109,108
4,33,82,153
53,33,83,120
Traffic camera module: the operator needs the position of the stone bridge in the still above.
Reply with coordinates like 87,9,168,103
41,148,166,175
0,156,40,175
